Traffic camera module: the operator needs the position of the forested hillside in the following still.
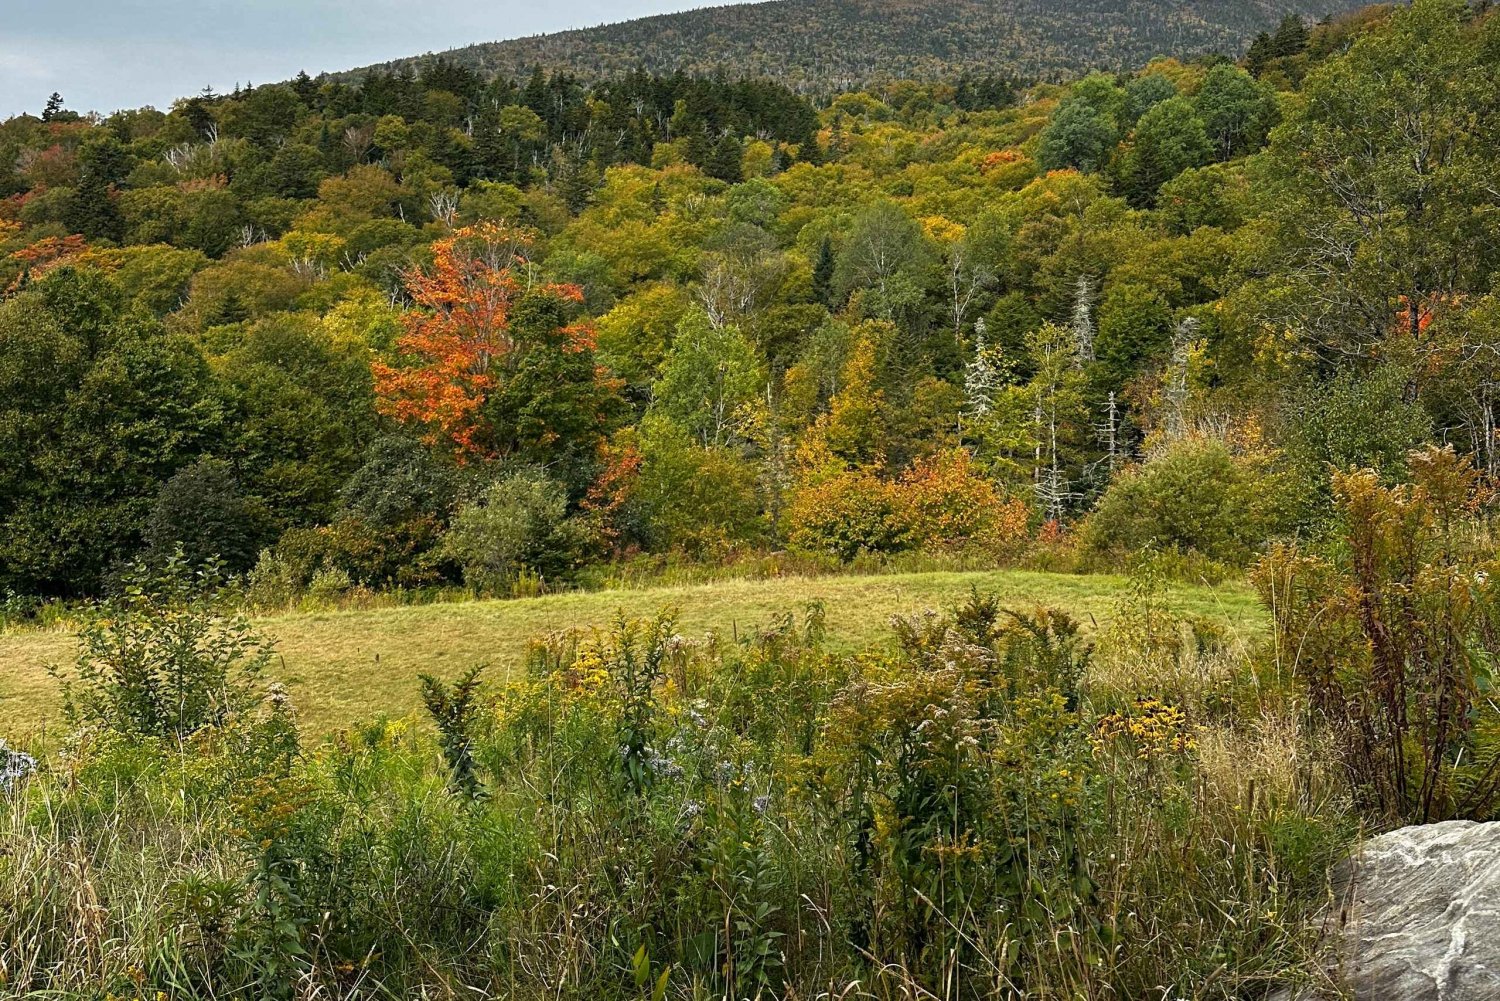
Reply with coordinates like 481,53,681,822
12,4,1500,1000
0,1,1493,607
341,0,1371,93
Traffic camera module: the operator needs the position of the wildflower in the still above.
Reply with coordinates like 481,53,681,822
752,794,771,815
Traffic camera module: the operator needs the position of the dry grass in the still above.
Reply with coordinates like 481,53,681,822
0,569,1264,736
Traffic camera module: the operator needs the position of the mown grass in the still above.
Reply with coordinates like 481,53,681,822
0,569,1264,736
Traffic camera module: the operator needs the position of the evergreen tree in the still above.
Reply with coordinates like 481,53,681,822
812,235,837,307
707,133,745,183
1271,14,1310,57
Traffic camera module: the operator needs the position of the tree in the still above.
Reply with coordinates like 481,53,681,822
65,136,129,242
1194,64,1276,160
1120,97,1210,207
0,269,223,597
340,436,459,527
695,223,789,329
1095,283,1172,389
834,201,934,324
811,234,836,306
630,416,765,554
1123,74,1177,126
218,315,377,527
374,223,618,480
1271,14,1310,57
1036,101,1116,174
1258,0,1500,360
652,309,766,448
707,133,745,183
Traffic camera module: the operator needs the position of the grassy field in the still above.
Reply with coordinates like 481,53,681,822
0,569,1265,736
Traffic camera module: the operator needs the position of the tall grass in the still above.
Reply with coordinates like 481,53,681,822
0,586,1350,1000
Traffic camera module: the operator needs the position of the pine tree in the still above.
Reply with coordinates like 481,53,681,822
1245,32,1275,76
1271,15,1310,58
41,93,64,122
707,134,744,183
811,235,836,306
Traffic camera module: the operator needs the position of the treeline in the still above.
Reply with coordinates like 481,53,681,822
344,0,1370,96
3,0,1498,605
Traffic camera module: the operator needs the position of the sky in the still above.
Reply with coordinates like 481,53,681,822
1,1,733,119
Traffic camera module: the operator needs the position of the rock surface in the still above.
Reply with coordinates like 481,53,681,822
1330,820,1500,1000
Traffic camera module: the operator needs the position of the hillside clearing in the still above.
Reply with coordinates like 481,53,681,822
0,569,1263,736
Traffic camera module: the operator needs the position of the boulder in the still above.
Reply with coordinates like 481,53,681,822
1328,820,1500,1000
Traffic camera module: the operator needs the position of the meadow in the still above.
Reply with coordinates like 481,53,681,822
0,568,1263,735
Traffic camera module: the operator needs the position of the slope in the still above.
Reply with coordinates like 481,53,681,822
340,0,1372,92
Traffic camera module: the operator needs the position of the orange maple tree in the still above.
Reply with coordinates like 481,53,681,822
373,222,586,459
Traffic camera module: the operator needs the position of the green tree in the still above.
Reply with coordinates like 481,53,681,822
1259,0,1500,358
652,309,766,448
1095,283,1173,388
340,436,459,528
0,269,222,597
1120,97,1210,206
1036,100,1116,174
1194,64,1276,160
216,316,377,528
833,201,934,324
64,135,129,242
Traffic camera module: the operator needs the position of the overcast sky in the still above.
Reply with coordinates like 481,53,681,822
2,1,732,119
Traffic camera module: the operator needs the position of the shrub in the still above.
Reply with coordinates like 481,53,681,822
339,434,459,527
1253,446,1500,825
55,552,273,740
786,467,909,560
897,447,1030,552
439,468,588,594
1083,436,1293,566
143,458,267,572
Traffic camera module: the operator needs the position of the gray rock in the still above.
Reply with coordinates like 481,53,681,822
1330,820,1500,1000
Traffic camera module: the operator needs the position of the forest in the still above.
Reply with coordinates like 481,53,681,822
344,0,1368,95
3,1,1500,997
1,3,1450,607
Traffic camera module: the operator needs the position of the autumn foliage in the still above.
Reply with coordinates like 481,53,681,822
788,448,1030,560
373,223,587,459
6,234,88,293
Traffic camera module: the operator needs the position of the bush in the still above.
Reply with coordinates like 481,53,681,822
787,467,909,560
897,447,1030,552
439,468,588,594
339,435,459,527
1254,446,1500,825
55,552,273,740
789,450,1030,563
1082,436,1294,566
143,458,268,573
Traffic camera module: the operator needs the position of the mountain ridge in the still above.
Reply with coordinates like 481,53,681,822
333,0,1373,92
